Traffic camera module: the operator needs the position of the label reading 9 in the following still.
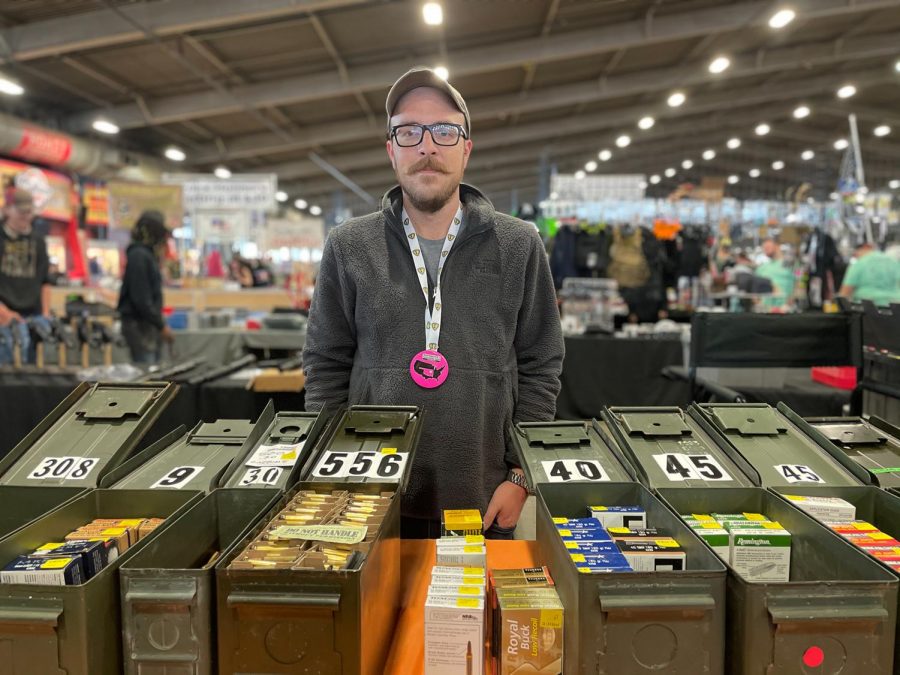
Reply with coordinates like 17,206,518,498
150,466,204,489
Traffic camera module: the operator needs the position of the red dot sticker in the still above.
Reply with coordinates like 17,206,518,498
803,646,824,668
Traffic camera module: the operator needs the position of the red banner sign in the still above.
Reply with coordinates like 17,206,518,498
13,127,73,166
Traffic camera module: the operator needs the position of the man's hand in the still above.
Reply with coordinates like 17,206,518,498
483,472,528,531
160,324,175,344
0,305,22,327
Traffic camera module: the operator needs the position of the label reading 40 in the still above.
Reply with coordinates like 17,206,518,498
653,453,733,482
150,466,204,489
28,457,99,481
774,464,823,483
312,451,407,480
541,459,609,483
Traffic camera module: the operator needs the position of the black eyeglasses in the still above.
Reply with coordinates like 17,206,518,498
389,123,467,147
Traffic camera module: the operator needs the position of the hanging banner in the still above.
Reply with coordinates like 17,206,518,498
552,174,646,201
108,181,183,230
194,210,250,242
263,215,325,251
82,183,110,226
12,127,73,166
162,173,277,211
0,159,74,221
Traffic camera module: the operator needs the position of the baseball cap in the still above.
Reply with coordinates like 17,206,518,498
385,66,471,137
10,188,34,211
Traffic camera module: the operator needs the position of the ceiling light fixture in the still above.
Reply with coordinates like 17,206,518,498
615,135,631,148
771,160,785,170
276,191,288,203
665,168,676,178
793,105,811,119
749,168,761,178
295,198,308,209
728,175,740,184
837,84,857,99
834,138,849,150
755,123,771,136
801,150,815,161
575,170,586,179
422,2,443,25
874,125,891,137
702,149,716,161
727,137,742,149
0,75,24,96
649,175,661,184
709,56,731,74
667,91,686,107
889,179,900,189
768,8,796,29
309,205,323,216
92,119,120,135
164,147,186,162
214,166,232,179
598,149,612,161
682,159,694,169
638,116,655,130
585,160,598,172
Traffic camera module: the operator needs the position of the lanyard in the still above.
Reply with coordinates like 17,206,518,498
401,205,463,352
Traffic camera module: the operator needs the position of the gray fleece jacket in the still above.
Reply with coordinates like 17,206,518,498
303,184,564,520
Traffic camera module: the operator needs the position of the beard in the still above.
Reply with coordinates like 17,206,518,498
396,156,463,213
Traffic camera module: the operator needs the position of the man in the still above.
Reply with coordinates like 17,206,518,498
0,188,51,365
755,238,795,308
839,241,900,306
302,67,564,538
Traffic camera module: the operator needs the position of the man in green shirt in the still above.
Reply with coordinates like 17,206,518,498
839,242,900,306
755,239,795,309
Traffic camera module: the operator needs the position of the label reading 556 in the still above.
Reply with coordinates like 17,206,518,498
775,464,823,483
150,466,204,489
28,457,99,481
653,453,732,482
312,451,407,480
541,459,609,482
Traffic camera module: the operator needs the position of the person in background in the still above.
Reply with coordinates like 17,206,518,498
0,188,51,365
117,210,172,364
839,241,900,306
755,238,795,308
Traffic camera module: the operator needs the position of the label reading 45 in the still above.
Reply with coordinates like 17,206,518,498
150,466,204,489
28,457,99,481
774,464,823,483
541,459,609,483
312,451,407,480
653,453,732,482
239,466,283,486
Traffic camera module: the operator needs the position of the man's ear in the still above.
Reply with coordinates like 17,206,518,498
386,139,396,170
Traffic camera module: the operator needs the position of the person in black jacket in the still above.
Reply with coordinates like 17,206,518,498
117,210,171,364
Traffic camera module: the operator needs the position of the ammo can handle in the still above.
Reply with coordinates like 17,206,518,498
768,603,888,624
125,588,197,604
599,592,715,613
0,602,63,626
227,590,341,609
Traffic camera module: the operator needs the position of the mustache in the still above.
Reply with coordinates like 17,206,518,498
407,158,449,175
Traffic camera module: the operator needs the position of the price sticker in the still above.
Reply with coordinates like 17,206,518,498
775,464,823,483
150,466,204,489
28,457,100,481
239,466,283,486
312,451,408,481
541,459,609,483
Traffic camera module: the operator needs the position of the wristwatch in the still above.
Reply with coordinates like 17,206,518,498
506,469,531,495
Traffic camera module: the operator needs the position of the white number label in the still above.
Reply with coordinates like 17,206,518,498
150,466,204,489
239,466,283,486
775,464,823,483
312,451,407,481
28,457,99,481
653,453,733,482
541,459,609,483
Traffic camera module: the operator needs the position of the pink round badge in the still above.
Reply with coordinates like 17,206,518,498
409,349,450,389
